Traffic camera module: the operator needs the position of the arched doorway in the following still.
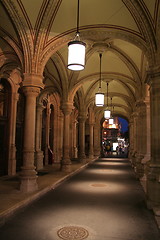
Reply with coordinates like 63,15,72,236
0,78,11,175
15,90,25,172
101,117,129,158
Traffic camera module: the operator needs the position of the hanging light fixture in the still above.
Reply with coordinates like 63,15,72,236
95,53,104,106
67,0,86,71
109,97,114,124
104,82,111,119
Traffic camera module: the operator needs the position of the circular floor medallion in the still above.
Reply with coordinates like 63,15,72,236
91,183,107,187
57,226,89,240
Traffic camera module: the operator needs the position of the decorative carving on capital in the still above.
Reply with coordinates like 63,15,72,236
22,73,44,89
22,86,41,97
37,103,45,112
131,111,138,119
78,111,87,122
61,102,73,115
146,65,160,86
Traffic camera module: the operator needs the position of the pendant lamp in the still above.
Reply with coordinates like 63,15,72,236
104,109,111,119
95,53,104,106
67,0,86,71
104,83,111,119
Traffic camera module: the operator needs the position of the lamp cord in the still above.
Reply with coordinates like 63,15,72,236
110,97,113,116
107,82,109,107
77,0,80,34
99,53,102,89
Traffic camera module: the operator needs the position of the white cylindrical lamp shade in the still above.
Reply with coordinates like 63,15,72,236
95,92,104,106
104,109,111,119
68,40,86,71
109,118,114,125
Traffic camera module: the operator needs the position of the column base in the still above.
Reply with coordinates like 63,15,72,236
53,161,61,170
61,159,72,172
147,180,160,206
19,167,38,193
89,153,94,159
61,163,71,172
79,157,87,163
140,174,147,193
147,164,160,206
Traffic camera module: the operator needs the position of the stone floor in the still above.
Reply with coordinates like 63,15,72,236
0,158,95,226
0,157,160,240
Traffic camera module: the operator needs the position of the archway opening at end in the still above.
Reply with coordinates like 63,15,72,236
101,117,129,158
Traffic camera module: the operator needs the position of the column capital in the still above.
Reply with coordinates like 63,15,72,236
89,122,95,126
61,102,73,115
78,111,87,122
22,73,44,89
136,99,145,107
37,103,45,110
146,65,160,86
22,86,41,97
131,111,138,118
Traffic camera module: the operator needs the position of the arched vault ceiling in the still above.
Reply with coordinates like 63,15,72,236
0,0,159,120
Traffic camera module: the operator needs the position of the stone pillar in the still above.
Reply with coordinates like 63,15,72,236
20,86,40,192
57,113,63,165
61,102,73,172
71,118,78,159
8,91,19,176
78,113,87,162
134,101,146,178
142,96,151,163
94,121,101,156
147,70,160,206
35,104,44,170
44,104,51,165
89,123,94,159
131,112,138,167
141,96,150,191
128,116,134,160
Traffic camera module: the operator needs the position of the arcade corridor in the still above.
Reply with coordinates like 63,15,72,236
0,158,159,240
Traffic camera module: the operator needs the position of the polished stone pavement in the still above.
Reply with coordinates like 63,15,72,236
0,158,160,240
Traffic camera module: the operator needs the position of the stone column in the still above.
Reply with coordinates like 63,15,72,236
44,104,51,165
57,112,63,165
128,116,134,160
20,86,40,192
78,113,87,162
52,107,58,164
61,102,73,172
147,71,160,206
141,96,150,191
89,123,94,159
8,91,19,176
71,118,78,159
134,101,146,178
142,96,150,163
131,112,138,167
94,121,101,156
35,104,44,170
